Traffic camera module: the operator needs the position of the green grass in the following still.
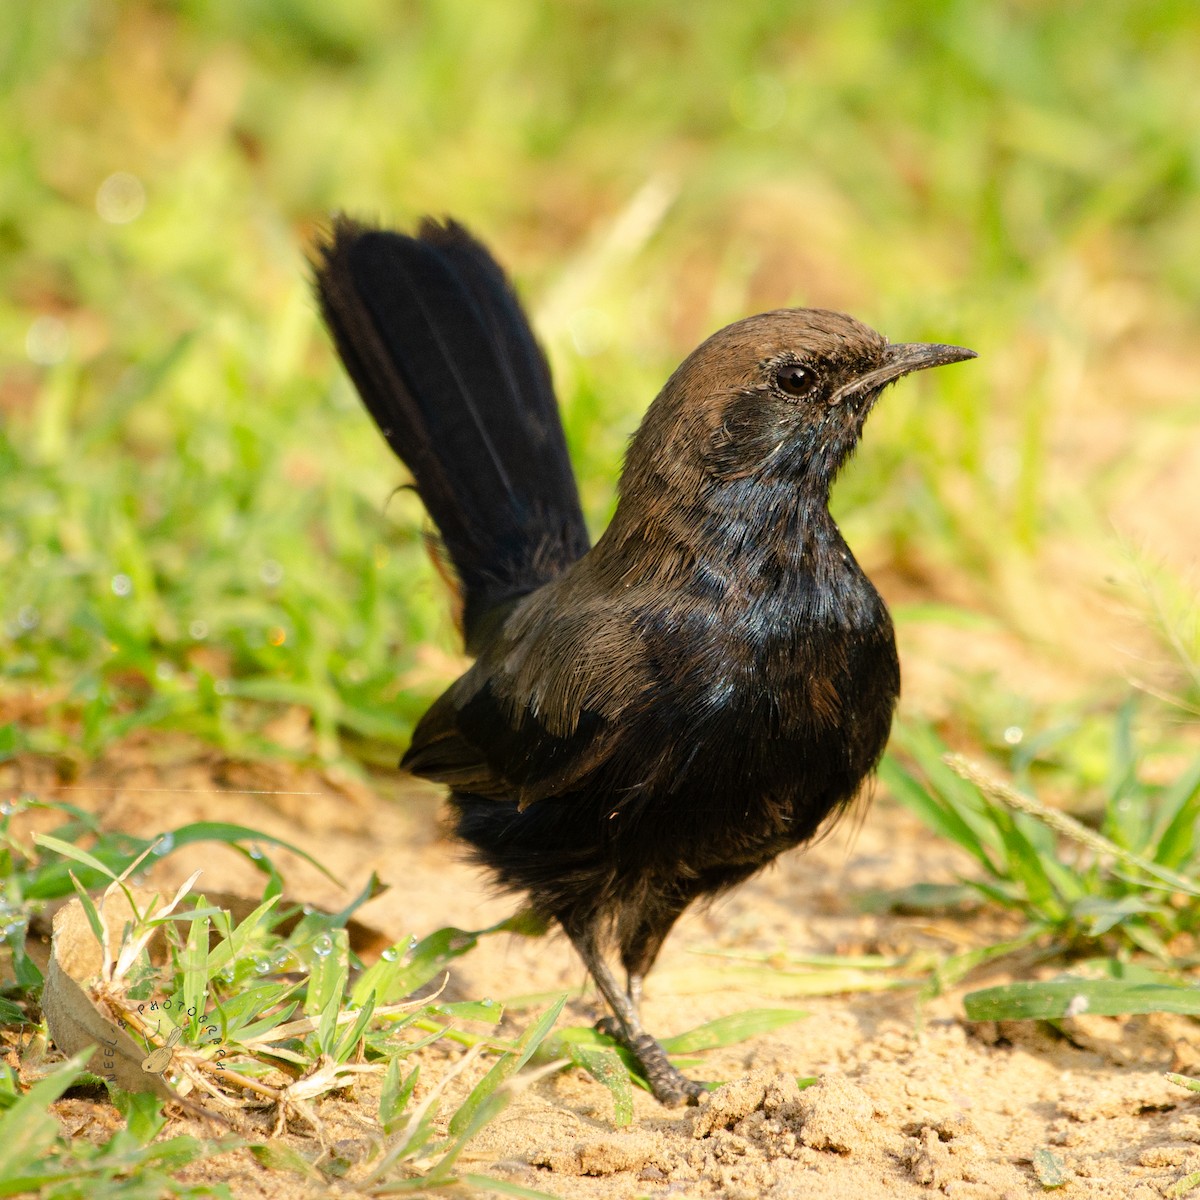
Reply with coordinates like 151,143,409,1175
3,0,1198,763
881,715,1200,1017
0,799,566,1193
0,1055,232,1200
0,799,807,1193
3,0,1200,1193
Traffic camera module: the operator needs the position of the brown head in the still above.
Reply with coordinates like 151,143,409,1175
617,308,975,508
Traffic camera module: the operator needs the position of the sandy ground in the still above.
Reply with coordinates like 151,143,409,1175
8,744,1200,1200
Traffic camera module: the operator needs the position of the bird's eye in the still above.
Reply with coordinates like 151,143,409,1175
774,364,811,397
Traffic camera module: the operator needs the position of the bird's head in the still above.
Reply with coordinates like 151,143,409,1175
623,309,975,504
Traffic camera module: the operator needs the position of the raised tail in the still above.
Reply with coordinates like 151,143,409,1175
314,216,590,652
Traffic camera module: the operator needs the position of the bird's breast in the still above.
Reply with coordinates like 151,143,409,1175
617,554,899,871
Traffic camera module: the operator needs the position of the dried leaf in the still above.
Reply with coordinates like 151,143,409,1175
41,893,176,1099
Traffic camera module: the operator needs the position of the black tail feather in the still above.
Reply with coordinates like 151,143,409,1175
314,216,590,650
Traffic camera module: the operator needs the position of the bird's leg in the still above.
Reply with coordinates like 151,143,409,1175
626,971,644,1014
593,972,643,1037
568,930,704,1107
620,907,681,1009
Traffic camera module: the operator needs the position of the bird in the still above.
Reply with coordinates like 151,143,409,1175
313,215,976,1105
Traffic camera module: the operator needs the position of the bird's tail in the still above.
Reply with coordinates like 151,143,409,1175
314,217,590,652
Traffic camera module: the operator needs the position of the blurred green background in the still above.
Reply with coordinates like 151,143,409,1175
2,0,1198,779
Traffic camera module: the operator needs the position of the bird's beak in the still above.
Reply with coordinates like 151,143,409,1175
831,341,977,404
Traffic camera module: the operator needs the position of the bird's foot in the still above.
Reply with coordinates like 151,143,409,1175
592,1018,704,1107
593,1015,622,1041
629,1033,705,1107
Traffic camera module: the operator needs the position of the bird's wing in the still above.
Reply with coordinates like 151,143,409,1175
402,597,653,807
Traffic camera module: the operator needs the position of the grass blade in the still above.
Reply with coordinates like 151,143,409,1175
1153,755,1200,870
355,927,482,1007
461,1173,566,1199
660,1008,808,1054
0,1053,90,1180
570,1044,634,1126
32,835,120,882
165,821,342,885
964,978,1200,1021
380,1060,420,1135
447,995,567,1138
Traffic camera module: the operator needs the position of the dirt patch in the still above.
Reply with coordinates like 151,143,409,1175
5,744,1200,1198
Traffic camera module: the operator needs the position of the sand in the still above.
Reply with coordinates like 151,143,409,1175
6,743,1199,1199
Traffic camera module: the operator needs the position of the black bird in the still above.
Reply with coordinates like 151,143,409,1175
314,217,975,1104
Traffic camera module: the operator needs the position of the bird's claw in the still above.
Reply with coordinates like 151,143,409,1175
592,1020,705,1106
593,1015,623,1040
627,1032,705,1107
